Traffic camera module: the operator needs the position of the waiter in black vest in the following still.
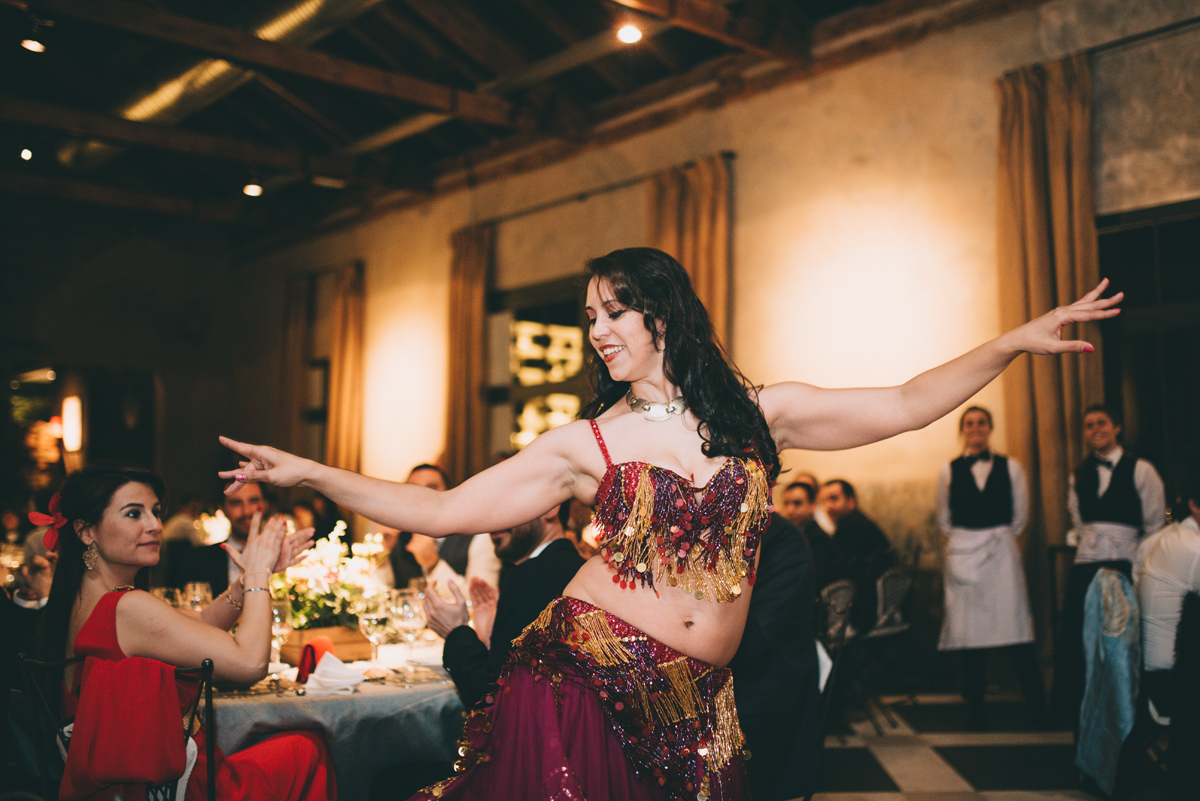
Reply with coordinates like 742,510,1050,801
1052,404,1165,723
936,406,1045,730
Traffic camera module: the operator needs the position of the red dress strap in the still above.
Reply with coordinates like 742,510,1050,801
588,420,613,468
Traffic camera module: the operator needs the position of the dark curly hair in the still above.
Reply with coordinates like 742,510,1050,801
36,462,164,669
578,248,780,481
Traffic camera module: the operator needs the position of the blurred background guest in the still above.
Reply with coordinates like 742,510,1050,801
182,481,265,595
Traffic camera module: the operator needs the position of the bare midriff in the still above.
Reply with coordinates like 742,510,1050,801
564,555,752,667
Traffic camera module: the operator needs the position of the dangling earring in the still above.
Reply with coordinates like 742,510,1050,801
83,542,99,571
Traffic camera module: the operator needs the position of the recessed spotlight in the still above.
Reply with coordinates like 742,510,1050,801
20,149,32,161
243,183,263,197
617,25,642,44
21,38,46,53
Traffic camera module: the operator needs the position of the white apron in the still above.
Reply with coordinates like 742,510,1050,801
938,524,1034,650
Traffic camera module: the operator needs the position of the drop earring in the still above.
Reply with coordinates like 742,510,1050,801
83,542,98,570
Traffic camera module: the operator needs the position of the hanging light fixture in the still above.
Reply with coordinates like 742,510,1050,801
617,24,643,44
20,16,54,53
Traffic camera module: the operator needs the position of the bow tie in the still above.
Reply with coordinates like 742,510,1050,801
964,451,991,466
1090,456,1115,470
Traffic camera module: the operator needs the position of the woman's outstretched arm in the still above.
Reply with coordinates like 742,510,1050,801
219,419,596,537
762,280,1121,451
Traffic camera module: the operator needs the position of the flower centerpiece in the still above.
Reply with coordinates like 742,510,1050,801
272,522,387,664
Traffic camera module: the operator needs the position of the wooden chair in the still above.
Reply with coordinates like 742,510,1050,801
18,654,216,801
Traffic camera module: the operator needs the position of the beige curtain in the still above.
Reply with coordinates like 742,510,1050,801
324,261,365,473
648,153,734,346
997,54,1101,630
444,225,494,487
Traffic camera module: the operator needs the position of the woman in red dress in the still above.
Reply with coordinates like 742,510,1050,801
221,248,1119,800
37,462,337,801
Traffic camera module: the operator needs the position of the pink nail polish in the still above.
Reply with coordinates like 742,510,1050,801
1083,344,1094,353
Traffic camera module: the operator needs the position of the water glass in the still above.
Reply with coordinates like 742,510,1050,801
271,599,293,661
183,582,212,611
357,596,390,662
391,589,427,645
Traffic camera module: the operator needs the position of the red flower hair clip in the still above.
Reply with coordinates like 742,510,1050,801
29,492,67,553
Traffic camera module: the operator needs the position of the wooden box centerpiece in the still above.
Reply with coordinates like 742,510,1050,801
279,626,372,666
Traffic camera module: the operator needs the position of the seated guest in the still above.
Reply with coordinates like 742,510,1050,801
1133,474,1200,724
780,480,830,584
183,481,266,595
37,462,335,800
730,513,823,801
1,529,55,771
818,479,897,634
424,502,583,708
404,464,501,589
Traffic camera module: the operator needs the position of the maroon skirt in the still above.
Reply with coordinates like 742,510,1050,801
408,597,749,801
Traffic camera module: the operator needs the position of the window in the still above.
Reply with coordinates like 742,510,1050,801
1097,197,1200,496
485,276,588,465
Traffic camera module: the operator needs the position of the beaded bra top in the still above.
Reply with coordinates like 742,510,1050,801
588,419,772,602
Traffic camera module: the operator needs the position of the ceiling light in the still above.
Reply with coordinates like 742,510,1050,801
617,25,642,44
21,38,46,53
21,149,32,161
243,183,263,197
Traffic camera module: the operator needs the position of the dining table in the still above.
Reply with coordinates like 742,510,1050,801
212,641,465,800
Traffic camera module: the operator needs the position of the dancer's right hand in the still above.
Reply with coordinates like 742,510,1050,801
218,435,313,495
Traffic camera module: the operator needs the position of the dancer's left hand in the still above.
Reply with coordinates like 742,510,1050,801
1006,279,1122,355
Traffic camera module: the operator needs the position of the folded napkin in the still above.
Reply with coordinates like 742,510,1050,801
296,635,337,684
303,653,364,696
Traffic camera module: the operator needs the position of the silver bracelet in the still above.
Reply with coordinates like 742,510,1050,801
245,586,269,593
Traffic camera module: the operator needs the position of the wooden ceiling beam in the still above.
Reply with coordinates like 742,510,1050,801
0,96,356,179
0,172,240,222
400,0,529,75
26,0,513,126
512,0,631,92
606,0,808,61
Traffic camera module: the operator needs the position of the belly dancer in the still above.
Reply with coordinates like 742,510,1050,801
221,247,1118,800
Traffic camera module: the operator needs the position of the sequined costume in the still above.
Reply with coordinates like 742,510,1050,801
407,420,772,801
588,420,771,602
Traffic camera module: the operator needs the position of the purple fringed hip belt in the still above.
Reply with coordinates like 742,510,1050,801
413,596,749,801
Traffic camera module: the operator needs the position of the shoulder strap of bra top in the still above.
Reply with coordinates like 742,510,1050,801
588,419,613,468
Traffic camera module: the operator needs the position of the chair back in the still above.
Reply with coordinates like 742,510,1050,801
17,652,84,801
18,654,216,801
868,566,912,638
818,579,857,651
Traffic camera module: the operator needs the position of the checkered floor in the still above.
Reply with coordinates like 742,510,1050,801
808,693,1097,801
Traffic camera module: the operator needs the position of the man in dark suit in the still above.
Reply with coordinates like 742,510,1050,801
730,513,824,801
780,479,831,586
183,482,264,595
423,502,584,708
818,479,896,635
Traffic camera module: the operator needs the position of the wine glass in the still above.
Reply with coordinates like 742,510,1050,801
183,582,212,611
357,596,390,662
391,589,427,645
